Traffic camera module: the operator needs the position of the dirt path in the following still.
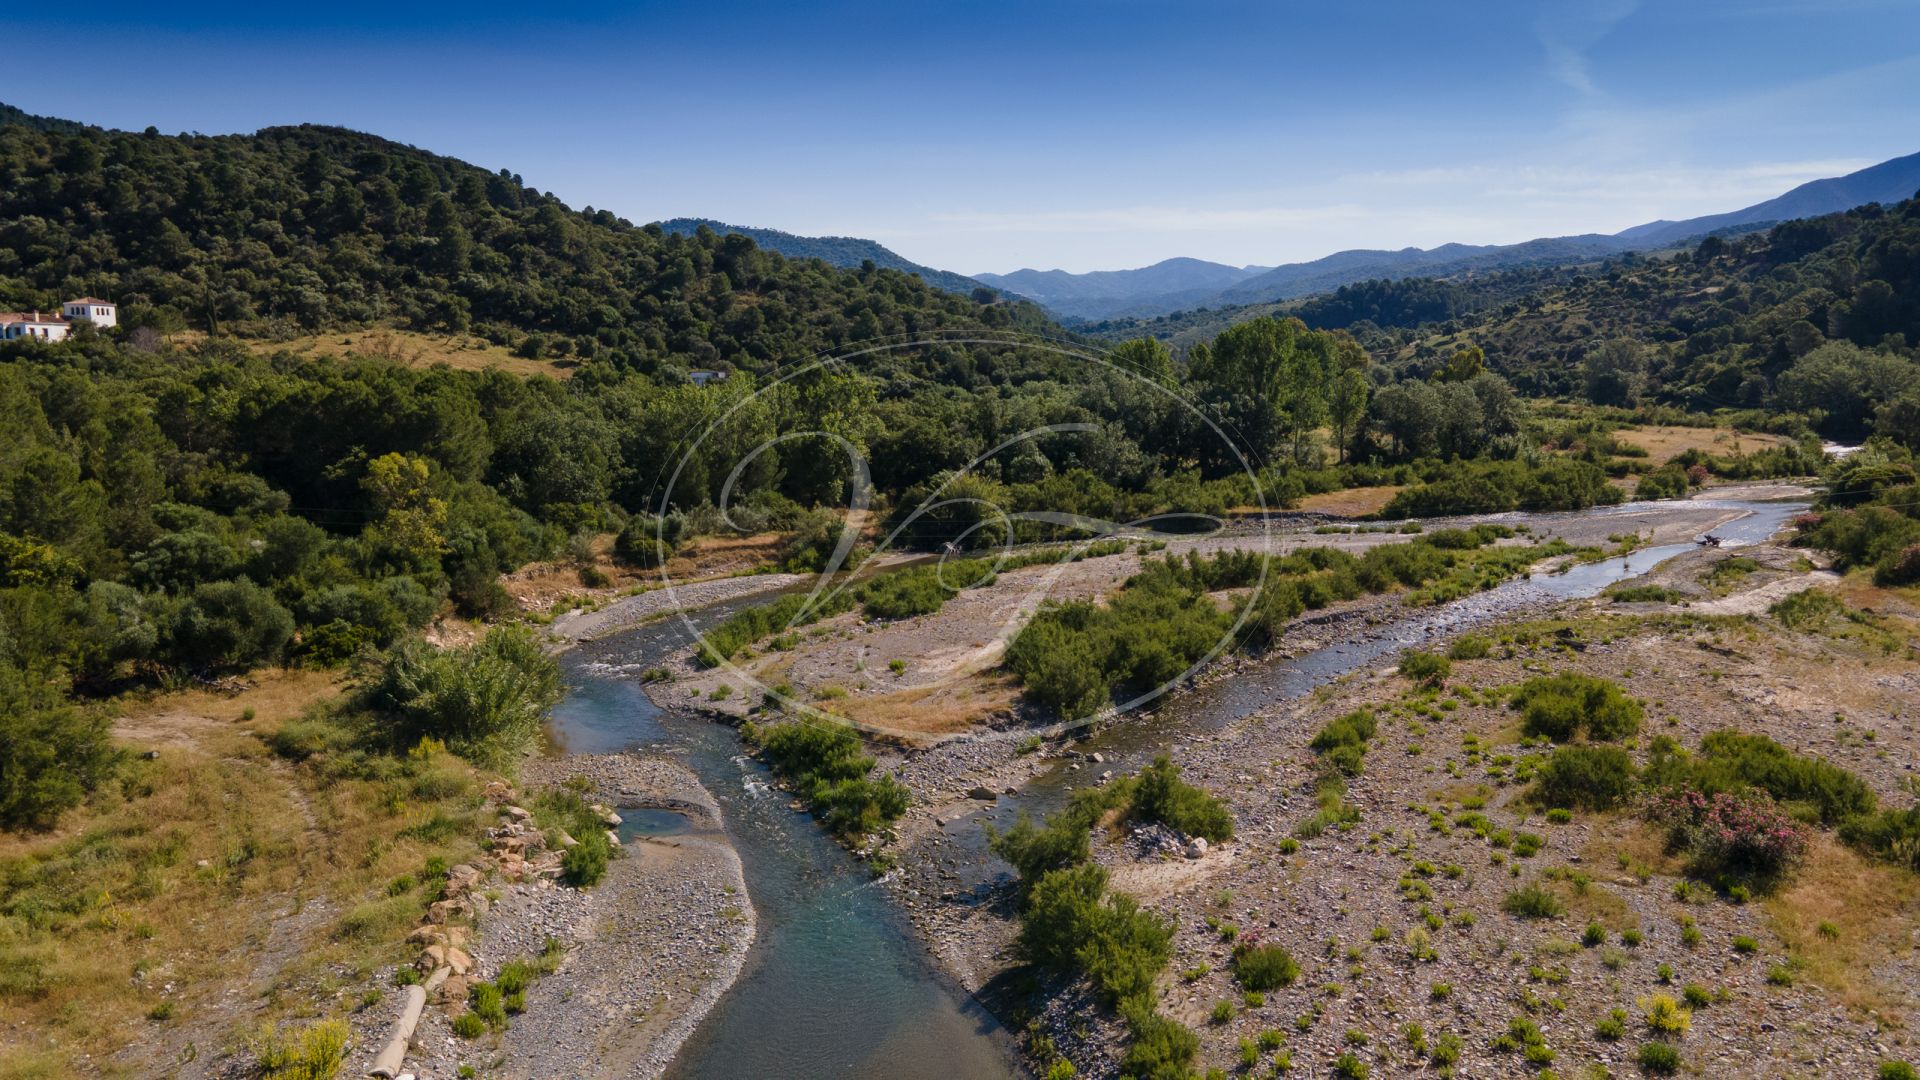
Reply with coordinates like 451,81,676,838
546,573,810,644
1690,569,1842,615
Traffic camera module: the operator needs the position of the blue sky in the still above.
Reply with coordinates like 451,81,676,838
6,1,1919,273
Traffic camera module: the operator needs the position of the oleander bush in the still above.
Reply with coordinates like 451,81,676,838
1649,788,1809,886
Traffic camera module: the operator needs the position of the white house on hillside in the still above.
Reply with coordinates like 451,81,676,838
0,312,72,341
62,297,116,328
1,299,116,341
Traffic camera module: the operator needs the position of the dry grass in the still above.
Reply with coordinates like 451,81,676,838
832,674,1021,739
0,669,494,1075
249,326,577,379
1582,818,1685,883
1295,486,1406,518
1613,425,1789,464
504,531,789,615
1765,835,1920,1017
667,533,787,578
1553,875,1638,933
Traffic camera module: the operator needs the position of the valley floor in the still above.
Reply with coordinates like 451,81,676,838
879,516,1920,1078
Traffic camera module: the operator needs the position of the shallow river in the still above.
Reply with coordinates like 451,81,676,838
551,604,1027,1080
546,495,1802,1080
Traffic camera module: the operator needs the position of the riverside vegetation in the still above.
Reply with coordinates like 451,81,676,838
5,98,1920,1078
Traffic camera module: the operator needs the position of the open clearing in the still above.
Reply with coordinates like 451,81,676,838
1614,424,1791,463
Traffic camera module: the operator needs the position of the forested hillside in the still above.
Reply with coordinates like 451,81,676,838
656,217,997,299
1084,264,1609,347
0,110,1050,376
1388,198,1920,439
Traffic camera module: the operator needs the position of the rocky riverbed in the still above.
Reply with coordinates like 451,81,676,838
361,753,755,1080
888,536,1920,1078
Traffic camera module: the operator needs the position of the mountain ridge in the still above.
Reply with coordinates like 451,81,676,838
982,151,1920,321
655,217,1003,299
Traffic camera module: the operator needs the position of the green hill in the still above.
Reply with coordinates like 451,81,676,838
656,217,1001,300
1386,199,1920,427
0,109,1051,377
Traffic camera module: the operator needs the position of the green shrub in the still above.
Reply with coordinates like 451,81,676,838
1635,464,1690,501
1637,1041,1680,1074
0,694,118,830
1511,672,1643,741
1502,885,1565,919
857,559,995,620
1016,862,1107,965
1398,649,1450,687
1230,942,1301,992
1770,587,1844,629
1843,806,1920,870
470,981,508,1030
1446,635,1492,660
450,1011,486,1039
256,1018,350,1079
1675,730,1875,825
166,578,295,671
1117,1006,1198,1080
1075,890,1176,1007
745,718,909,839
614,517,671,568
363,625,563,773
699,590,858,665
1380,458,1621,518
1296,771,1361,837
1239,578,1306,650
1879,1062,1920,1080
562,830,613,886
988,811,1093,899
1310,709,1377,755
1128,755,1234,841
1533,745,1636,809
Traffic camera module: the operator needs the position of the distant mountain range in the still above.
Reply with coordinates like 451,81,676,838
655,218,1004,299
973,258,1275,319
976,150,1920,321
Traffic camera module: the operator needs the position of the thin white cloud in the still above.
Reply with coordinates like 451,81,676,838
1535,0,1641,98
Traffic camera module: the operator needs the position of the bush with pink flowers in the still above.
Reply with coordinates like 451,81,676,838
1650,788,1809,886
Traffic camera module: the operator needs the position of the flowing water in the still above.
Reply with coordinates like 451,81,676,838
549,606,1026,1080
547,495,1803,1079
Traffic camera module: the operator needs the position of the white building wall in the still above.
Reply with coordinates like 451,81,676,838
62,302,116,328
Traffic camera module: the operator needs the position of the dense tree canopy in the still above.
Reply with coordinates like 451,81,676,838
0,115,1054,377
